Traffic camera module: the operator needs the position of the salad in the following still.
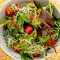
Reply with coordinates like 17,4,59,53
0,1,60,60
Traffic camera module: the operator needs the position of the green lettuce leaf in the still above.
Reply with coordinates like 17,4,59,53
0,19,9,27
37,35,50,43
16,11,30,26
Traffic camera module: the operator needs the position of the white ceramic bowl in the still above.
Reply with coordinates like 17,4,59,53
0,0,60,60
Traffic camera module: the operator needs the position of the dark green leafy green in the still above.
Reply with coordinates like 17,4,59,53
39,53,44,58
20,53,33,60
52,18,60,40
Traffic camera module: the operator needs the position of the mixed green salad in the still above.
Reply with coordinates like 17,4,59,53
0,1,60,60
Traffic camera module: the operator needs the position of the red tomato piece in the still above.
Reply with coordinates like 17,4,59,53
24,25,33,35
12,23,18,29
12,23,16,27
15,4,21,8
29,15,33,20
47,38,56,47
21,40,25,44
33,53,39,57
15,24,18,28
5,7,15,16
10,17,14,23
12,41,20,52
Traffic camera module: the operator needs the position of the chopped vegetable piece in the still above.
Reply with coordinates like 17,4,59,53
24,25,33,35
33,53,39,57
46,38,56,47
15,4,21,8
21,40,25,44
12,23,16,27
10,17,14,23
12,41,20,52
5,7,15,16
29,15,33,20
15,24,18,28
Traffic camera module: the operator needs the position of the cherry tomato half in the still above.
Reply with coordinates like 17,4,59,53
5,7,15,16
24,25,33,35
47,38,56,47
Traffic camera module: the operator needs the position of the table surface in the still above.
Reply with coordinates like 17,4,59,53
0,0,60,60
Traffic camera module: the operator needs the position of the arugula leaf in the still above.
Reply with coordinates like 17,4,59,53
31,20,41,28
52,18,60,40
56,18,60,27
49,3,53,16
30,28,37,39
37,35,50,43
27,2,37,10
16,41,29,51
20,53,33,60
52,29,59,40
7,23,12,32
18,26,24,33
46,3,53,15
